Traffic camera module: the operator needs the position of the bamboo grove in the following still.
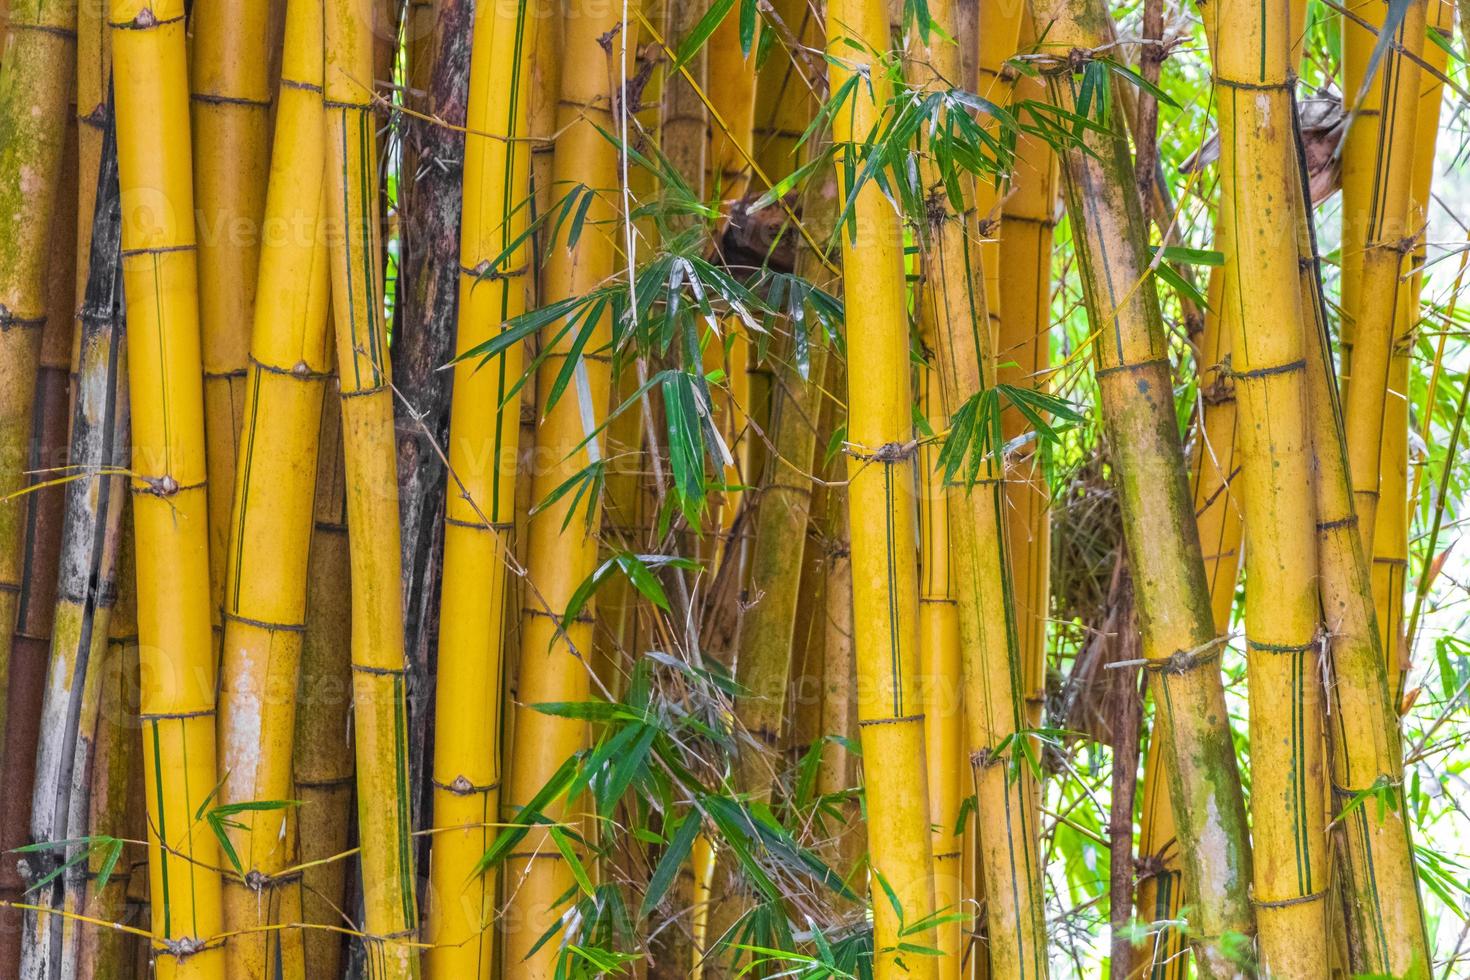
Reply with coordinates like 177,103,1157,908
2,0,1470,976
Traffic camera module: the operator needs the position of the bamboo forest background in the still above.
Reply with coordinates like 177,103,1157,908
1,0,1470,977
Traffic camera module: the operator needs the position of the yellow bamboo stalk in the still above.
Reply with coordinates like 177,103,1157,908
1210,0,1330,969
910,6,1047,976
1026,0,1257,973
191,0,273,628
1294,89,1432,980
0,0,79,771
214,0,332,971
293,394,354,980
322,0,420,971
110,0,227,970
973,0,1024,313
996,47,1058,731
502,2,622,974
706,6,759,569
1337,0,1427,557
916,349,963,978
825,3,938,977
1372,0,1450,695
424,2,538,976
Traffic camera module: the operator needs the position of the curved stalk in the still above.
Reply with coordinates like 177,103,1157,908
215,0,332,970
502,1,621,974
1025,0,1257,973
322,0,420,970
824,3,938,976
111,0,228,970
423,1,538,975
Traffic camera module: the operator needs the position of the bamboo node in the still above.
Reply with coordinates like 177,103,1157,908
1250,887,1328,910
1148,636,1227,675
160,935,213,959
845,440,918,464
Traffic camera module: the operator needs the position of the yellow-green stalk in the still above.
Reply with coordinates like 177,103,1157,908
1371,0,1451,694
424,1,538,975
1026,0,1256,973
1337,0,1428,556
1209,0,1329,967
191,0,273,627
322,0,420,969
1293,88,1432,980
214,0,332,970
502,2,622,974
825,2,938,976
910,5,1046,977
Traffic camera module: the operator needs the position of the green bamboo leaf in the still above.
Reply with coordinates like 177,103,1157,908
640,811,702,917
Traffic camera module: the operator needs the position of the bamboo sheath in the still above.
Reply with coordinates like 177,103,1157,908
909,4,1046,976
424,1,537,976
1026,0,1256,973
1372,0,1451,695
824,3,938,977
110,0,227,971
293,394,354,980
322,0,421,970
502,2,621,974
191,0,273,629
0,0,78,782
1337,0,1428,558
1292,96,1432,980
22,117,129,980
214,0,332,971
1210,0,1329,970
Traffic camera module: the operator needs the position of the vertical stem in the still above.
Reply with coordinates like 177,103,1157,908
293,394,355,979
424,1,537,975
191,0,273,633
1210,0,1330,969
215,0,333,970
825,3,938,976
1026,0,1257,973
502,2,621,974
111,0,228,971
322,0,421,970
